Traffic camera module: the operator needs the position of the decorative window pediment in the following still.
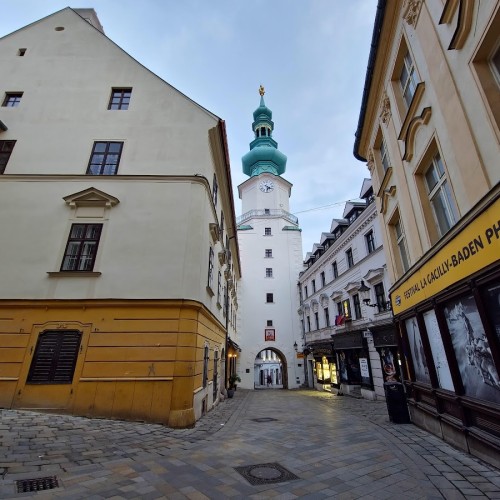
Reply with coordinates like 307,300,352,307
311,299,319,313
363,267,385,284
320,293,329,308
63,187,119,208
218,250,226,266
330,290,342,301
345,281,361,294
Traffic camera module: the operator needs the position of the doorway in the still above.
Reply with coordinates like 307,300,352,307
254,348,288,389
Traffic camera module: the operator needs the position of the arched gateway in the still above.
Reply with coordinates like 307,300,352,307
254,348,289,389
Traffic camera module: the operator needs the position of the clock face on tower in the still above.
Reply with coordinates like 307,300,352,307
259,179,275,193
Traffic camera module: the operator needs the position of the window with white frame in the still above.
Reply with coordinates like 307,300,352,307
424,153,458,237
312,279,316,293
394,217,410,273
380,136,390,172
314,312,319,330
265,268,273,278
353,294,362,319
332,261,338,279
217,271,222,305
346,248,354,268
400,50,418,107
212,173,218,207
365,230,375,254
265,249,272,258
324,307,330,327
207,247,214,289
374,283,388,312
321,271,326,287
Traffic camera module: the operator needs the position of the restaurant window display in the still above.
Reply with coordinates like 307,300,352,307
405,317,431,384
423,310,454,391
338,350,361,385
443,294,500,402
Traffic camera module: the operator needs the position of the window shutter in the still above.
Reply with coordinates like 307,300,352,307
27,331,82,384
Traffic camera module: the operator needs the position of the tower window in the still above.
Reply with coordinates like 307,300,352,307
265,249,272,258
266,268,273,278
264,227,272,236
266,293,274,303
261,127,266,136
2,92,23,107
108,88,132,110
18,48,27,56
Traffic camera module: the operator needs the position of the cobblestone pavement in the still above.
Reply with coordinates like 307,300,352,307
0,389,499,499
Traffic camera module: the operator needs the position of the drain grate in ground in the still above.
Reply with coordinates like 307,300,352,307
235,462,299,485
16,476,59,493
251,417,278,422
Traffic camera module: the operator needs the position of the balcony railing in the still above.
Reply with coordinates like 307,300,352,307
237,209,298,226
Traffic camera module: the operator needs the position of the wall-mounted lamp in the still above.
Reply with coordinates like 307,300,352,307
293,341,298,352
358,280,391,311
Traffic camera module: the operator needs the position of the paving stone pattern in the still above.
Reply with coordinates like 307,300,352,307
0,389,499,499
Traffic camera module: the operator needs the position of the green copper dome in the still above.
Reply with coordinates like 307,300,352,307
242,87,287,177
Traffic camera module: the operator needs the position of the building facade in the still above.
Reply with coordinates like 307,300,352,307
0,8,240,428
235,88,305,390
299,180,399,400
354,0,500,467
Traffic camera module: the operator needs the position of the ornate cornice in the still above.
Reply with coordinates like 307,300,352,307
403,0,423,28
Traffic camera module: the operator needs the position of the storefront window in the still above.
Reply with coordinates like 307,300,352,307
444,294,500,402
483,283,500,342
322,356,331,382
338,350,361,384
330,362,338,384
316,361,323,381
423,310,454,391
405,317,431,384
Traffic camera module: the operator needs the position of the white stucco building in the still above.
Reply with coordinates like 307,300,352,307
235,88,305,390
299,179,400,400
0,8,240,428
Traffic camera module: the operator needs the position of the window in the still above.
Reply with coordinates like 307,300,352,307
400,50,418,107
374,283,388,312
267,320,273,326
0,140,16,174
342,299,352,320
264,227,272,236
207,247,214,289
265,249,272,258
212,174,218,207
18,48,26,56
265,268,273,278
365,230,375,254
424,153,458,237
2,92,23,107
491,43,500,85
220,212,225,242
307,316,311,331
266,293,274,303
394,217,410,273
27,330,82,384
212,350,219,400
264,209,270,214
332,261,338,279
304,286,308,298
86,141,123,175
312,279,316,293
217,271,222,305
321,271,326,287
353,294,362,319
336,302,343,317
380,136,390,172
61,224,102,271
346,248,354,268
222,286,227,316
324,307,330,327
108,88,132,110
314,312,319,330
202,345,209,388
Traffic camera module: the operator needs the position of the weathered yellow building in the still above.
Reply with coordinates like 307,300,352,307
0,8,240,427
354,0,500,467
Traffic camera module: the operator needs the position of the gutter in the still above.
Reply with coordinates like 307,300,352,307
353,0,388,162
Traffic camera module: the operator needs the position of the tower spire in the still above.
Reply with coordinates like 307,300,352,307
241,88,287,177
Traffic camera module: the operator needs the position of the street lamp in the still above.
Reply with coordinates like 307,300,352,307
358,280,391,311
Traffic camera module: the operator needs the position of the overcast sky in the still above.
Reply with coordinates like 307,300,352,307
1,0,377,256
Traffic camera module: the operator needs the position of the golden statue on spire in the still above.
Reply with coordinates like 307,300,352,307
259,85,265,96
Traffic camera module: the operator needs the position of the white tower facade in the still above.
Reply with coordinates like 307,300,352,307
236,88,304,389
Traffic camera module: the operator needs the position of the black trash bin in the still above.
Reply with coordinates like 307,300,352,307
384,382,411,423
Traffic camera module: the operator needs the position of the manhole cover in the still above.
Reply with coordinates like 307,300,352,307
16,476,59,493
235,462,299,485
251,417,278,422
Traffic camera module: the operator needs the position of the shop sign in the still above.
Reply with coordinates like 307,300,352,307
391,199,500,314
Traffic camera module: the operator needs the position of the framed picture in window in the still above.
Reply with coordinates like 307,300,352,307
264,328,275,341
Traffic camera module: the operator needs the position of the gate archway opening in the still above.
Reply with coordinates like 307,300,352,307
254,348,288,389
